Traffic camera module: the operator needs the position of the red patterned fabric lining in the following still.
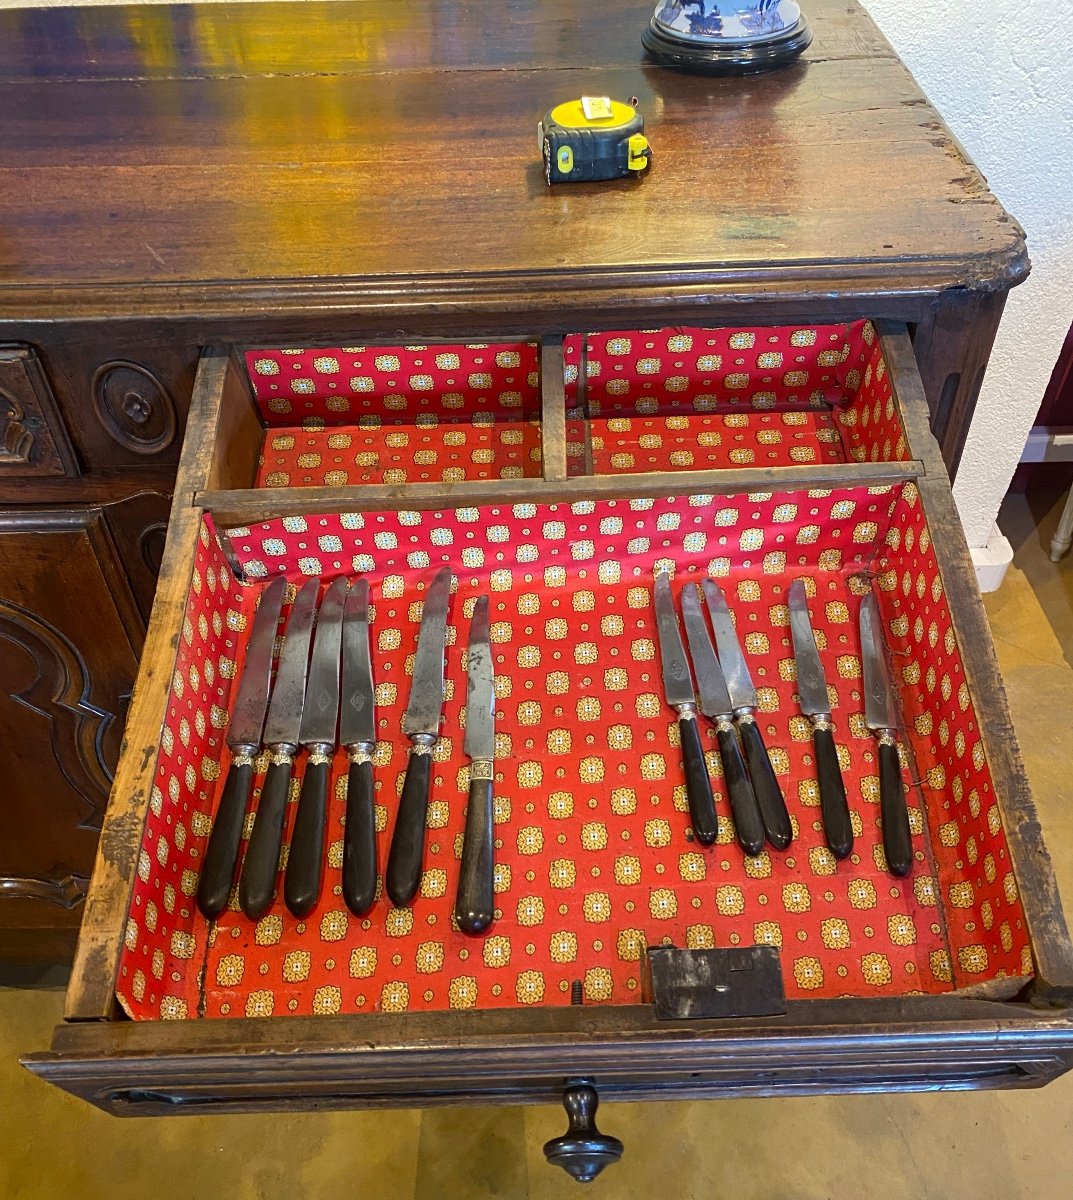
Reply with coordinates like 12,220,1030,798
878,485,1028,985
245,342,540,425
116,484,1028,1021
247,324,910,489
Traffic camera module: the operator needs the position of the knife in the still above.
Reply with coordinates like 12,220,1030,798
196,577,288,919
455,595,496,935
653,572,718,846
860,591,913,877
340,579,378,916
680,582,764,856
788,579,854,860
283,576,349,918
237,578,319,920
702,579,793,851
386,565,454,907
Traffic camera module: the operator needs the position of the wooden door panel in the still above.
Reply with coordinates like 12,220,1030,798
0,509,140,950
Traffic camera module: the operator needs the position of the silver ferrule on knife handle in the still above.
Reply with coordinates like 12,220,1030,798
409,733,437,755
267,745,296,766
676,703,698,722
876,729,897,747
346,742,375,765
810,715,833,733
229,744,257,768
306,743,335,764
469,758,494,782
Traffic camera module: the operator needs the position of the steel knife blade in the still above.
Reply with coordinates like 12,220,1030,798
339,578,375,750
238,577,321,919
654,571,697,710
860,591,899,733
680,581,734,719
340,578,378,917
456,595,495,935
789,578,853,860
387,565,454,907
859,590,912,877
788,579,831,720
653,572,717,847
402,565,453,739
702,578,792,851
284,576,349,918
298,576,349,749
226,576,288,751
700,579,756,711
260,579,320,750
197,576,288,919
463,595,494,764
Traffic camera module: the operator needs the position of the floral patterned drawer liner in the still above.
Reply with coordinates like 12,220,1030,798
117,483,1025,1021
246,322,908,489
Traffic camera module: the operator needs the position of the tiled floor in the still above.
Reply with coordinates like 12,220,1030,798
3,487,1073,1199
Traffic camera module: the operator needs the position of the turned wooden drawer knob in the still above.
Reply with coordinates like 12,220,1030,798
543,1082,623,1183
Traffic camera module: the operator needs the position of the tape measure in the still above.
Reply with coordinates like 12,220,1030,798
538,96,651,185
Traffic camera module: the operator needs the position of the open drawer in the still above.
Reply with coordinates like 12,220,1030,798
24,321,1073,1178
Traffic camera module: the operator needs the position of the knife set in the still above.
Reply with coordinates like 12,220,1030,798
655,573,912,877
196,567,499,934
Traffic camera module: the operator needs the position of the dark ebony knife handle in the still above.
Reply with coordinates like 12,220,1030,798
454,772,495,935
343,755,377,916
878,737,912,877
679,714,718,846
716,721,764,856
284,752,332,918
386,744,433,907
238,755,293,920
196,754,254,919
813,724,853,860
737,714,793,850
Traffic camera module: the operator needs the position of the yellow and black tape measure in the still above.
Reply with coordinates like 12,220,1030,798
538,96,651,185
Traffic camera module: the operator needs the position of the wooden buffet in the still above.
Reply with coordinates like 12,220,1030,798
2,0,1071,1180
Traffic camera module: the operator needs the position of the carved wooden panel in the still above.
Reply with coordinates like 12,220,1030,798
103,491,171,627
0,345,78,478
24,337,198,476
0,508,140,953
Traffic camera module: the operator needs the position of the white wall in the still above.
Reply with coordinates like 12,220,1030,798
861,0,1073,547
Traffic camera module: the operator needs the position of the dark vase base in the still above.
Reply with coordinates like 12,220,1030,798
641,14,812,75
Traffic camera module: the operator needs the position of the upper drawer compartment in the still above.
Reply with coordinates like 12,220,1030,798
200,321,922,525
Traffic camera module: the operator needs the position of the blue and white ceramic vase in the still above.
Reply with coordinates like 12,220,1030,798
643,0,812,72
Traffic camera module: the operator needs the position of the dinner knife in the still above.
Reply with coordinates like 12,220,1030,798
237,578,319,920
283,576,349,918
653,572,718,846
340,579,378,917
196,576,287,920
788,579,854,860
680,582,764,855
702,579,793,850
386,565,454,907
860,591,913,877
455,595,496,935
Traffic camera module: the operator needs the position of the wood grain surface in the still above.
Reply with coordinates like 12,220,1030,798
0,0,1026,321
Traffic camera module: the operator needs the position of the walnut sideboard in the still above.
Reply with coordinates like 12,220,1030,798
3,0,1072,1174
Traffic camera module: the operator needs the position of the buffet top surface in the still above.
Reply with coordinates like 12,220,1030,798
0,0,1026,321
